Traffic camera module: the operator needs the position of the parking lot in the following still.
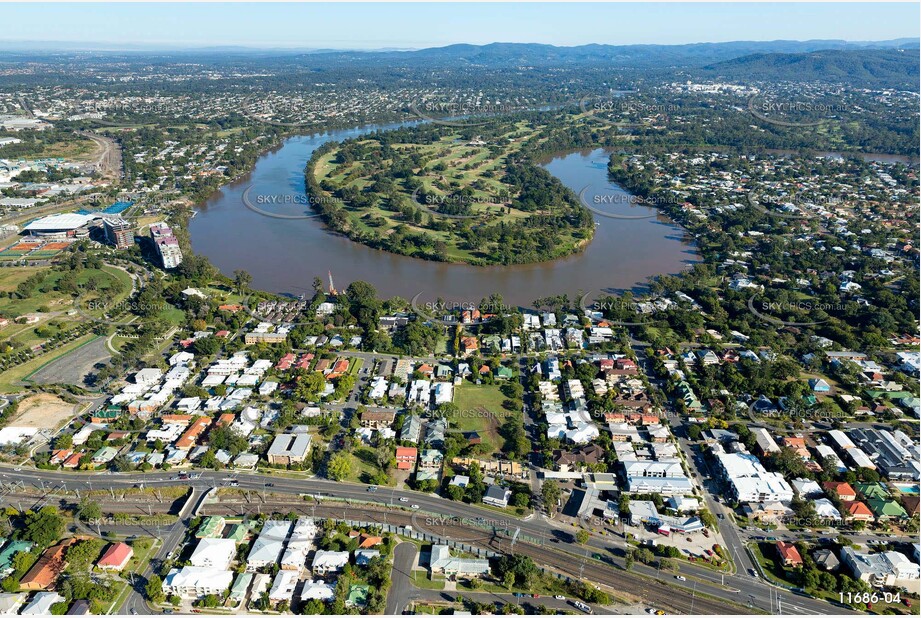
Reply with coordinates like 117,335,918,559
625,523,723,561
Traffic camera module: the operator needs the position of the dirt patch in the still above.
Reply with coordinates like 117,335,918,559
9,393,77,430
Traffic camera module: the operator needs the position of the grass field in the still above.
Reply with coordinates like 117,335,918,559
7,137,97,161
451,383,512,454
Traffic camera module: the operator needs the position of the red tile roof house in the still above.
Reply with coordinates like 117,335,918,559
395,447,418,471
823,481,857,502
776,541,803,567
20,539,76,590
97,542,133,571
845,501,874,522
175,416,211,450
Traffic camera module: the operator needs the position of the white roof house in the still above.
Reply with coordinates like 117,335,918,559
300,580,336,601
0,592,27,615
792,478,824,498
311,550,349,575
20,592,64,615
162,566,234,599
429,545,490,575
268,569,299,603
134,367,163,386
247,520,292,569
189,538,237,571
813,498,842,521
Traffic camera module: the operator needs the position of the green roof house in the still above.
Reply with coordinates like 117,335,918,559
0,540,33,576
867,498,908,520
855,482,889,501
195,516,226,538
346,584,370,607
225,522,255,542
229,572,254,603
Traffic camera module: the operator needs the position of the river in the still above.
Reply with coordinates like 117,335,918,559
188,126,699,307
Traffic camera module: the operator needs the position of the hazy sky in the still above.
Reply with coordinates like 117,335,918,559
3,3,919,49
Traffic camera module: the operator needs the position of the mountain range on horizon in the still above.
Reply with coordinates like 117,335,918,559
0,37,917,57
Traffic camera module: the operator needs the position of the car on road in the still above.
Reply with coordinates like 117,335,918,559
399,497,409,502
748,568,758,577
675,575,686,581
13,467,21,472
411,504,420,509
130,610,138,615
367,486,378,492
554,595,566,601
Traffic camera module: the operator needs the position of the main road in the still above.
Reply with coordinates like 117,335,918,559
0,465,855,615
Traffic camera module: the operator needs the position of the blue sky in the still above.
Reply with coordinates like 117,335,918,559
3,3,918,49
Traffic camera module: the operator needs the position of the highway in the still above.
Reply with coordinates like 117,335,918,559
0,465,858,615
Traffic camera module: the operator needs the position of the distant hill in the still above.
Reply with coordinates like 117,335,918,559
698,49,920,90
298,39,919,71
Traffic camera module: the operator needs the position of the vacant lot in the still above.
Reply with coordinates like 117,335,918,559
8,393,77,430
451,383,511,454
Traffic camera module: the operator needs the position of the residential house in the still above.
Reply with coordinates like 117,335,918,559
395,446,418,471
96,542,133,571
311,550,349,576
483,484,511,508
776,541,803,567
189,538,236,571
162,566,234,599
20,539,75,590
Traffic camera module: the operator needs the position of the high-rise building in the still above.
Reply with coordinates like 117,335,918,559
102,216,134,249
149,221,183,269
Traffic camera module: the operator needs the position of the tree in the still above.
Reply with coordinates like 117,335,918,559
698,508,717,529
77,497,102,522
327,452,353,481
575,529,590,545
18,507,64,549
503,571,516,590
233,269,252,294
624,552,635,571
541,480,561,516
145,574,164,604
